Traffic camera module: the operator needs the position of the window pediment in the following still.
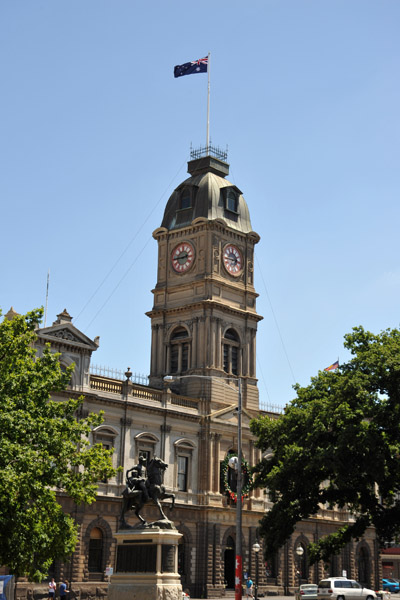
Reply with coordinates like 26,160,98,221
134,432,159,443
174,438,196,450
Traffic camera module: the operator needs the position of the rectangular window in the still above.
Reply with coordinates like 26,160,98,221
223,344,229,373
88,539,103,572
180,193,191,210
224,189,238,213
231,346,238,375
182,344,189,372
171,346,179,373
177,456,188,491
139,449,151,463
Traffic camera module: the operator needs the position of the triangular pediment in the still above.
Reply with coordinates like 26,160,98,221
37,322,99,351
208,403,254,426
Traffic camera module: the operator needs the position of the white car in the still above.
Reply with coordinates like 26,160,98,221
318,577,377,600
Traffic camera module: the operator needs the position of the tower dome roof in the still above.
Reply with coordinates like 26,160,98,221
161,155,253,233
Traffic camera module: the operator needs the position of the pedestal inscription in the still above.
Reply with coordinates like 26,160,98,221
116,544,157,573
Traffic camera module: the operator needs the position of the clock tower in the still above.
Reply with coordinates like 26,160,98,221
147,151,262,410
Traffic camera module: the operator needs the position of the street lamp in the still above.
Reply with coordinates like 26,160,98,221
164,374,243,600
296,545,304,590
252,542,261,600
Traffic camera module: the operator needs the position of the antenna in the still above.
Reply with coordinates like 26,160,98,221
44,269,50,327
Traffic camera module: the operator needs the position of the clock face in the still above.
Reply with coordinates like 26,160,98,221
171,242,195,273
223,244,243,275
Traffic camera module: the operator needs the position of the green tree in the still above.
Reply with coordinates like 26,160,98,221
251,325,400,564
0,308,116,581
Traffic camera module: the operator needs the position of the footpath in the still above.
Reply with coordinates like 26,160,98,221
190,596,290,600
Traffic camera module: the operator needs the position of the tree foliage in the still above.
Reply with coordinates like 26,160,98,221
0,308,116,580
250,325,400,564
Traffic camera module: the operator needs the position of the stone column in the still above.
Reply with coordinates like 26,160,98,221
216,319,222,369
243,328,250,376
157,325,164,375
198,317,205,368
213,434,221,492
208,433,214,492
192,318,198,367
211,317,217,367
250,329,256,377
205,315,211,367
255,449,262,498
151,325,158,375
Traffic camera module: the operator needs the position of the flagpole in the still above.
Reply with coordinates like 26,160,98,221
44,269,50,327
206,51,210,154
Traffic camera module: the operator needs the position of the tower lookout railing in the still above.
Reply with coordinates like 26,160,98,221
190,143,228,161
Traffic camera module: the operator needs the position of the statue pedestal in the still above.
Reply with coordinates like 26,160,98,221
108,527,183,600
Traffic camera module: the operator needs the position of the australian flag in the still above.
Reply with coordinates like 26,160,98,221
174,56,208,78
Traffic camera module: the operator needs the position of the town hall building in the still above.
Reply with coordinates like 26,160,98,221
11,150,381,598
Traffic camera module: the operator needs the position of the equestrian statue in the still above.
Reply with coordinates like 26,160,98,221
119,455,175,529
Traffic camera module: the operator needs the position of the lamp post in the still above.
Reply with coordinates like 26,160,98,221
252,542,261,600
296,545,304,591
164,374,243,600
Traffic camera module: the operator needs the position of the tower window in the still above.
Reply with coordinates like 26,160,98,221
223,188,238,214
180,189,191,210
223,328,240,376
169,326,191,375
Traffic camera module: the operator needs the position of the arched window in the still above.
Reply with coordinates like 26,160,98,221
88,527,103,576
341,544,352,579
169,326,191,374
265,553,278,580
224,535,236,589
178,539,185,576
220,450,239,507
357,546,370,587
330,553,339,577
295,542,308,581
223,329,240,376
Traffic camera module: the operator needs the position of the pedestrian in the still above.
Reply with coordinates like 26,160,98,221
59,580,69,599
246,577,254,599
48,578,56,599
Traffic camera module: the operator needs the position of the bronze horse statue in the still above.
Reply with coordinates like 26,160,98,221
119,456,175,528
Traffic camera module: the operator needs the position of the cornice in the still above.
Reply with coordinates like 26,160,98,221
153,219,260,243
152,274,259,297
146,299,263,322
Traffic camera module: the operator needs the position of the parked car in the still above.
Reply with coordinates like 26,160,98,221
382,579,400,593
317,577,377,600
295,584,318,600
376,592,391,600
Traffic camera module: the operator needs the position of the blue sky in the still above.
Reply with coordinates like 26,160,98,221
1,1,399,408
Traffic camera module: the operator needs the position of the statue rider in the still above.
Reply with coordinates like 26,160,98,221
126,455,149,502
